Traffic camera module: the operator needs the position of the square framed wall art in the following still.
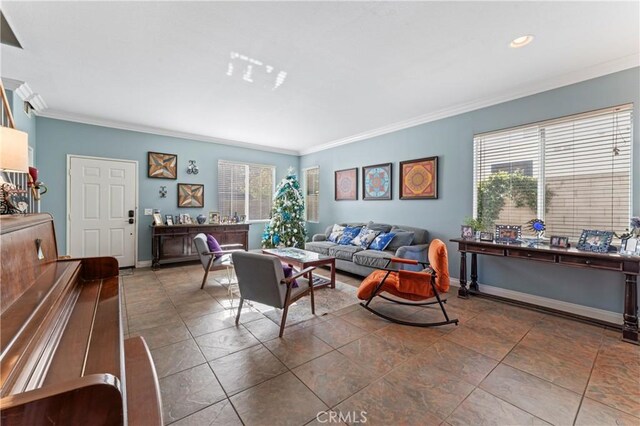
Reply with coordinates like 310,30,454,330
335,168,358,201
148,152,177,179
362,163,392,200
177,183,204,208
399,156,438,199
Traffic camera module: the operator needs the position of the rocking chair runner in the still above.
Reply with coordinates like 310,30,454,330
356,239,459,327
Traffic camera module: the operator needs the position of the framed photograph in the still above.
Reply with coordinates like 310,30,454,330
399,156,438,199
148,152,177,179
577,230,613,253
335,168,358,201
208,211,219,224
620,238,639,256
221,215,229,224
177,183,204,208
549,235,569,248
239,215,246,223
165,214,174,226
461,225,474,239
362,163,392,200
480,232,494,242
495,225,521,243
152,213,163,226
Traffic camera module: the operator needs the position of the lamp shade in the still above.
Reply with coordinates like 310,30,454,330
0,126,29,172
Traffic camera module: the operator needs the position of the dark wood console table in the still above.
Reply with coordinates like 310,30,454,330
451,238,639,344
152,223,249,268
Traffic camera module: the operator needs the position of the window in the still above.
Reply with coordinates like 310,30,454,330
218,160,275,221
474,104,632,240
304,167,319,222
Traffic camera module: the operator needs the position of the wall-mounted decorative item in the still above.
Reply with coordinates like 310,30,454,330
620,237,640,256
495,225,522,243
335,168,358,201
399,156,438,199
148,152,177,179
177,183,204,208
549,236,569,248
165,214,174,226
480,232,494,242
186,160,199,175
577,230,613,253
208,211,219,224
159,186,167,198
362,163,392,200
461,225,473,239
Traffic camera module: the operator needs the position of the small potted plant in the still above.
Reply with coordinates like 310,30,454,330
463,217,484,239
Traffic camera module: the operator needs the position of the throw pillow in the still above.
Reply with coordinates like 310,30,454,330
369,232,397,251
282,264,299,288
387,231,415,251
327,224,346,243
366,221,392,234
338,226,362,245
206,234,223,258
352,228,380,249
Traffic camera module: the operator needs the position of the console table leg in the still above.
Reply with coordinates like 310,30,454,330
623,274,639,345
470,253,478,292
458,251,468,298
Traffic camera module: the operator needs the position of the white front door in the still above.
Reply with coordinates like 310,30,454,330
68,156,137,267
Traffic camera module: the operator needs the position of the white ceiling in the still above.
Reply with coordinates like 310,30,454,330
1,1,638,155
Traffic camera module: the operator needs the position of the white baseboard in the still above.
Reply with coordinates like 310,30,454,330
136,260,152,268
449,278,622,325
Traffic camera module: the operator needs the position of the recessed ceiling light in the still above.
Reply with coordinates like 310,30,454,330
509,35,534,48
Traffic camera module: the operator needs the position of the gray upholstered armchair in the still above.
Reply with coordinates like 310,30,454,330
232,251,316,337
193,233,244,289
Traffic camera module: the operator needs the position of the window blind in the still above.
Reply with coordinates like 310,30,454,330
218,160,275,220
474,104,632,240
304,167,319,222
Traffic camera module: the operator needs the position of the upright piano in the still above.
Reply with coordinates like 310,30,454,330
0,214,162,425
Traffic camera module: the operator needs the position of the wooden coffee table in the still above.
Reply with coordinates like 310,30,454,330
262,247,336,289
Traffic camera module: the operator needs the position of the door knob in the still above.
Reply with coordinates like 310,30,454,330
128,218,134,224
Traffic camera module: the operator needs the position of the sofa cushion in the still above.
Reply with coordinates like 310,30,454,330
369,232,396,251
305,241,337,256
391,225,428,245
351,228,380,249
353,250,393,269
387,230,415,251
329,244,364,261
367,221,392,233
338,226,362,245
327,224,346,243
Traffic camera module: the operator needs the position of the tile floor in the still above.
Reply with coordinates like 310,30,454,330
121,264,640,426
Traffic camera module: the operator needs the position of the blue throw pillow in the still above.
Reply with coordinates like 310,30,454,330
338,226,362,245
369,232,396,251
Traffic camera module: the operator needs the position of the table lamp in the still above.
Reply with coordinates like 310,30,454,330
1,81,29,214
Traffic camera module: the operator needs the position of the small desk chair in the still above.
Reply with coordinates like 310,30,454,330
193,233,244,290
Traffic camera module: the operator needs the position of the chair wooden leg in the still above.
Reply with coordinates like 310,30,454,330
201,268,211,290
309,272,315,315
279,303,290,337
235,297,244,325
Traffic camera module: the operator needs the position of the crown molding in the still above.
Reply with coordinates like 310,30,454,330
1,77,24,91
300,54,640,155
37,109,300,156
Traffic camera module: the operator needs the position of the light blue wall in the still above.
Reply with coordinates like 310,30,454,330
6,89,36,153
300,68,640,314
35,118,299,261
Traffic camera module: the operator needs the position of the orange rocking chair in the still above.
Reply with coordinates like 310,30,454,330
356,239,458,327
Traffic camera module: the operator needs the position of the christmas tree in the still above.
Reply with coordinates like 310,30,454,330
262,168,307,248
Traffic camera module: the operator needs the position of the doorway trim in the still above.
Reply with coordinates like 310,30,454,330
66,154,139,268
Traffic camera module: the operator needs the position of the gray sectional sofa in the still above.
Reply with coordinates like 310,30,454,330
305,222,429,276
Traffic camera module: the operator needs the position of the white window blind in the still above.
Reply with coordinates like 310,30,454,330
474,104,632,240
304,167,319,222
218,160,275,221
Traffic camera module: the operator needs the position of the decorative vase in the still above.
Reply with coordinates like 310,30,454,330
196,214,206,224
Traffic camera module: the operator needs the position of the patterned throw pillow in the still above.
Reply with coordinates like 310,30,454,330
352,228,381,249
338,226,362,245
327,224,346,243
369,232,397,251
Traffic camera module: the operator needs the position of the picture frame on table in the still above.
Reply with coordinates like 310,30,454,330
180,214,192,225
620,237,640,256
495,225,521,244
239,215,246,223
208,211,219,224
399,156,438,199
549,236,569,248
221,215,229,224
577,230,613,253
152,213,163,226
165,214,174,226
460,225,474,239
480,232,494,242
335,168,358,201
362,163,392,200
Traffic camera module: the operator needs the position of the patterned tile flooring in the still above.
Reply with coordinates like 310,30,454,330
121,264,640,426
